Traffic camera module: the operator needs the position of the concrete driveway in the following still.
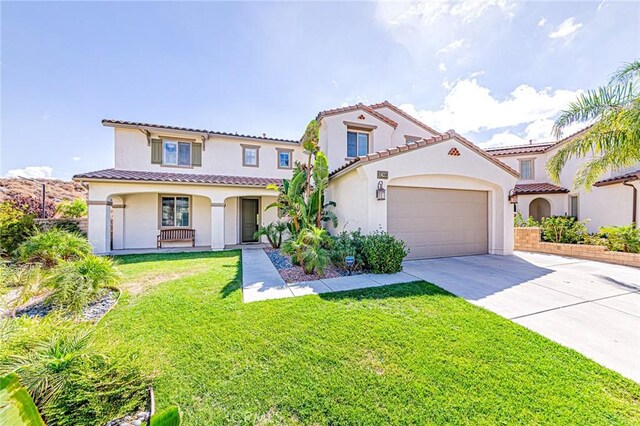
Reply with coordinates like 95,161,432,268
403,251,640,383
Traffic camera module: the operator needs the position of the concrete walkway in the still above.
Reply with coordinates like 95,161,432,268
241,249,419,303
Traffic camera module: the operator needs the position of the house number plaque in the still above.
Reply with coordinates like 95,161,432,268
377,170,388,179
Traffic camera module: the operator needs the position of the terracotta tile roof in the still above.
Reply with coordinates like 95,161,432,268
484,143,554,156
316,103,398,128
485,125,594,157
329,131,519,178
513,182,569,195
368,101,441,135
73,168,281,187
102,119,299,144
594,169,640,187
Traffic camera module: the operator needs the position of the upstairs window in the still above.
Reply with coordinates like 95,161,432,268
242,144,260,167
519,159,534,180
569,195,579,219
277,148,293,169
347,131,369,158
161,196,190,228
163,140,191,166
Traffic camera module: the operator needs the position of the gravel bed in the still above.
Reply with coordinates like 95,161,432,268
264,248,360,283
105,410,149,426
14,288,118,322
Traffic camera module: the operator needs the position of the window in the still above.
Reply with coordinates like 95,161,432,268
277,148,293,169
161,196,190,227
242,145,260,167
569,195,579,218
347,131,369,158
163,140,191,166
519,159,534,180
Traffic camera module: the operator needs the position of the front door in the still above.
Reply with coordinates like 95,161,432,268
241,198,259,243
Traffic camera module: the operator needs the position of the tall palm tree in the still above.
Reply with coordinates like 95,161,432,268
547,60,640,188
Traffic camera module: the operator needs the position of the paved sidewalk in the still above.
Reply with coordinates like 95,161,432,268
241,249,419,303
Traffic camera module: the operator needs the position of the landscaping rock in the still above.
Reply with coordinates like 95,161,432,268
264,248,292,269
264,248,360,283
105,411,149,426
13,288,118,322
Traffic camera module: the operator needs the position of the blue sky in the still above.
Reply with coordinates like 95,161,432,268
1,0,638,179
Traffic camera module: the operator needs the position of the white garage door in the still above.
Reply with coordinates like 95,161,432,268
388,186,488,260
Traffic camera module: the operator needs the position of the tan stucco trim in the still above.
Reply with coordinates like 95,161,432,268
211,202,226,207
343,121,377,130
158,135,197,142
111,204,126,209
87,200,112,206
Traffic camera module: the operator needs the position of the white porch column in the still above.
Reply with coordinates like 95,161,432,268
211,202,225,250
87,200,111,254
111,202,125,250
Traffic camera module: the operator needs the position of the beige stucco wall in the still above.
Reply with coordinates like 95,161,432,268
329,138,518,256
114,128,302,178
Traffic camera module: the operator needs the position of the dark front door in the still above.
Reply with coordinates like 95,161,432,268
241,198,259,243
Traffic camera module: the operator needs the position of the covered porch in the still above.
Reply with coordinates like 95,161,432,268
78,172,281,254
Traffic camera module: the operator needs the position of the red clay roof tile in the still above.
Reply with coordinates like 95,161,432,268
73,169,281,187
513,182,569,195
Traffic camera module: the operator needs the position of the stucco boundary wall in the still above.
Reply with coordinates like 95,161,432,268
35,218,88,234
514,227,640,268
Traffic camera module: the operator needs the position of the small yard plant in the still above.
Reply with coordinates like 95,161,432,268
55,199,88,219
18,229,91,268
253,221,288,249
540,215,587,243
594,224,640,253
362,230,409,273
330,229,366,271
0,201,37,257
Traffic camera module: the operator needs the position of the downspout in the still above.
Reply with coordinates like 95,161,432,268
622,177,638,227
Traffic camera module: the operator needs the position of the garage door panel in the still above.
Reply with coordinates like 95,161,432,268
388,187,488,260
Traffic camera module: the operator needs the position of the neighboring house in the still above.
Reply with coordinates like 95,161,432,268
74,101,519,259
485,128,640,232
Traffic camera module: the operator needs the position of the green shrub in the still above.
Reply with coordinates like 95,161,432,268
597,225,640,253
283,226,331,275
330,230,366,271
0,264,45,318
0,202,37,258
55,199,87,219
44,219,85,235
540,216,587,244
46,255,122,313
582,234,609,247
362,231,409,274
0,327,149,426
514,211,539,227
254,221,288,249
18,229,91,268
150,405,182,426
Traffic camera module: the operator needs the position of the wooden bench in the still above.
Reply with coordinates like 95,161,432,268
157,229,195,248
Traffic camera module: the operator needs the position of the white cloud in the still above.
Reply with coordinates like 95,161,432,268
480,118,589,148
597,0,608,11
42,112,50,121
399,78,581,135
438,62,447,72
7,166,54,179
549,17,583,39
437,38,467,55
537,17,547,27
72,156,81,161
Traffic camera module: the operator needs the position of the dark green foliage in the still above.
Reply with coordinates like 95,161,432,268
361,230,409,274
44,219,85,236
253,221,288,249
46,255,122,313
282,226,331,274
330,230,366,271
540,215,587,244
0,373,46,426
18,229,91,268
0,325,149,426
596,224,640,253
150,406,182,426
0,201,37,257
55,199,87,219
514,211,539,227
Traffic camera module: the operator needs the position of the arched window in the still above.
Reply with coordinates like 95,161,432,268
529,198,551,222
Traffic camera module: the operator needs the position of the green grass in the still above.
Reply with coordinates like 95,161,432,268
95,251,640,425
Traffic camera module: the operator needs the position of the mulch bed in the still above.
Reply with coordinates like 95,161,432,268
265,248,360,283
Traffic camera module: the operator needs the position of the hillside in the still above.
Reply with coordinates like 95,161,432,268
0,178,87,204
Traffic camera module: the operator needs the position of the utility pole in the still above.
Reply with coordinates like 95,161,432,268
17,176,47,218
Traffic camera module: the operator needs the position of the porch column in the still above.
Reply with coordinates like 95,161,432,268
211,202,225,250
87,200,111,254
111,202,125,250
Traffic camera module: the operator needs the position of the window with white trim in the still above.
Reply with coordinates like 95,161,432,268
163,140,191,166
520,159,533,180
347,131,369,157
161,196,190,227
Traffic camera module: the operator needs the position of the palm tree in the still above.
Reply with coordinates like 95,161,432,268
547,60,640,188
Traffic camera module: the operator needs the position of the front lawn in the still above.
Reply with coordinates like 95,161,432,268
96,251,640,425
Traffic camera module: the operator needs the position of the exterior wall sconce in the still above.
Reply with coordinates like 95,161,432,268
508,189,518,212
376,181,386,201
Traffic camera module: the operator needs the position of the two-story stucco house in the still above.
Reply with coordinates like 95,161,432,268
485,128,640,233
74,101,521,259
